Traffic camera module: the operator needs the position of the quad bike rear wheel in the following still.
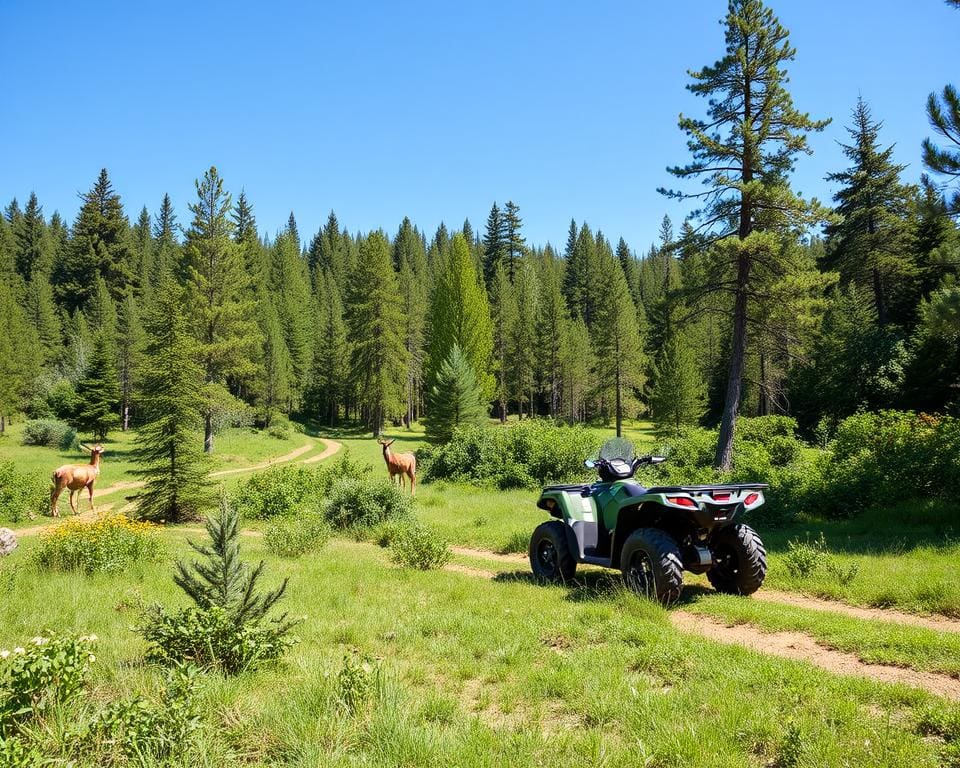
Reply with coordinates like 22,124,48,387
620,528,684,604
708,523,767,596
529,521,577,583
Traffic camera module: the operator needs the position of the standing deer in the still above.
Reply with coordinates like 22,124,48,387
50,444,105,517
377,438,416,496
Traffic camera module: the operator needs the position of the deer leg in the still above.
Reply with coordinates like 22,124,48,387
409,472,416,497
87,484,95,514
69,489,78,516
50,485,60,517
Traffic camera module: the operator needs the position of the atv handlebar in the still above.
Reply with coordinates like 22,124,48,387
584,455,667,470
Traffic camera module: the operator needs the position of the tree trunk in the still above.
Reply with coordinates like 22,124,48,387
872,266,887,326
123,403,130,431
715,258,749,471
204,411,214,454
759,352,769,417
615,360,623,438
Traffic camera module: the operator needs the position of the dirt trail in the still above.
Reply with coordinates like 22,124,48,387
670,611,960,700
450,546,525,565
17,437,343,537
756,589,960,634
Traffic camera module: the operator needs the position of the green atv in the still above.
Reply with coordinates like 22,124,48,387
529,438,768,603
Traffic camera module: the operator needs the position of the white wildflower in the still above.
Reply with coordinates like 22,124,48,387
0,649,9,659
88,654,96,663
31,636,48,646
13,647,25,655
88,634,98,642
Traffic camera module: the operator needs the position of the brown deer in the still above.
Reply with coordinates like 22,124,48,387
377,438,416,496
50,444,105,517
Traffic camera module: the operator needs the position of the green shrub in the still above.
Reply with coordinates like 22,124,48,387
389,522,451,570
140,605,295,674
264,515,330,558
419,419,600,488
80,665,200,763
497,530,529,555
33,515,163,575
783,535,826,578
233,453,371,519
20,419,77,450
0,633,96,730
0,462,47,523
335,653,380,715
368,517,411,548
139,499,298,675
324,477,412,530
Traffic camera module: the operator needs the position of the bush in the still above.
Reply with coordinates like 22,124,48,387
815,411,960,518
335,653,380,715
264,515,330,558
20,419,77,450
232,453,371,519
139,499,298,675
419,419,600,488
33,514,163,575
140,605,295,674
324,477,412,530
0,462,47,523
389,522,451,570
23,375,78,421
783,534,826,578
0,633,96,730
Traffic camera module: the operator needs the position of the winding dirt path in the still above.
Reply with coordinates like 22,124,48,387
670,611,960,700
16,436,343,537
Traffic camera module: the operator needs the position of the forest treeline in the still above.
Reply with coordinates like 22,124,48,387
1,0,958,470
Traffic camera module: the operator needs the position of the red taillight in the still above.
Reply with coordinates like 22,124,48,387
744,493,760,505
712,493,731,502
667,496,696,508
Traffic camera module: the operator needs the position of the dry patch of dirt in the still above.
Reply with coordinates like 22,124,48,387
210,441,316,477
449,546,526,565
757,589,960,634
671,610,960,701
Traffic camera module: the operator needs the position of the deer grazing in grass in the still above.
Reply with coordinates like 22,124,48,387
50,444,105,517
377,438,416,496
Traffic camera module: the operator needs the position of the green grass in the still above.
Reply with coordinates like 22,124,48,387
1,530,957,766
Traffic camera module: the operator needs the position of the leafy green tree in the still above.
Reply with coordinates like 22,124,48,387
74,330,121,440
135,273,210,522
482,203,507,286
308,211,347,286
267,232,312,407
23,277,61,365
346,231,407,433
15,192,50,280
306,269,349,426
564,223,601,327
426,233,495,399
54,169,133,310
488,262,516,421
424,344,488,443
503,200,526,282
924,80,960,215
151,193,180,290
536,251,568,417
257,300,292,426
509,257,539,416
660,0,829,469
560,317,593,423
650,334,706,435
286,211,300,251
130,206,153,286
0,280,40,432
117,291,145,430
825,98,917,325
592,244,646,436
394,218,428,426
182,167,261,453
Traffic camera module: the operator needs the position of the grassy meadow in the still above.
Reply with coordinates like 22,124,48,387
3,420,960,766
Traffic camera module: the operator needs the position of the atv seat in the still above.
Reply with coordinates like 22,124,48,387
542,483,591,494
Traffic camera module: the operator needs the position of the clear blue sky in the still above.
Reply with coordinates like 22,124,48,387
1,0,956,252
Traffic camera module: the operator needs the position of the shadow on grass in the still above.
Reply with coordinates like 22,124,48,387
492,569,631,603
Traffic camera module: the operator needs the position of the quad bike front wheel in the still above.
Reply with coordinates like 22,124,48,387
708,523,767,596
529,521,577,583
620,528,684,604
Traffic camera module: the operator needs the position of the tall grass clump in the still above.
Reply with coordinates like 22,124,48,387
389,521,450,570
418,419,600,489
0,462,47,523
264,515,330,558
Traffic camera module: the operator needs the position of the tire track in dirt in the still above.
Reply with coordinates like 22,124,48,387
670,610,960,700
300,438,342,464
755,589,960,634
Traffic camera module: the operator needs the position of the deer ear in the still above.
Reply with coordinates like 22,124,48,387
386,439,395,447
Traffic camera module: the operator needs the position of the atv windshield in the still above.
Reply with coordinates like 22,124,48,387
599,437,634,461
